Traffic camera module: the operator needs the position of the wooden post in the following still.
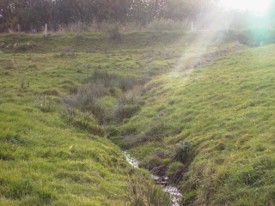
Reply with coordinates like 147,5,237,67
17,24,20,32
44,24,48,36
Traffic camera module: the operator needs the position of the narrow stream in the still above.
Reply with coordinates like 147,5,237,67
125,152,182,206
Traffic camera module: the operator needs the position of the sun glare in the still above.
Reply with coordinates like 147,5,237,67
219,0,272,15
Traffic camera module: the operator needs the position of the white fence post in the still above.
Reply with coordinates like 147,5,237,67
44,24,48,36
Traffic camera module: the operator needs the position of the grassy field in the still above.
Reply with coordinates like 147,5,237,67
0,31,274,206
0,32,179,206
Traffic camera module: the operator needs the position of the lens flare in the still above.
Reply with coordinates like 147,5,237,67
219,0,272,15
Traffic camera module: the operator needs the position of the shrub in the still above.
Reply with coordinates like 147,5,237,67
174,141,193,164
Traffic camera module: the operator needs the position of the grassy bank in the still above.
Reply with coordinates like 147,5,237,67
119,44,275,205
0,32,178,205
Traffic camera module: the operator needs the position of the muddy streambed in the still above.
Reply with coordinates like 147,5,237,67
125,152,182,206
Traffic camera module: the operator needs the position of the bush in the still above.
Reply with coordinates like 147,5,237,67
174,141,193,164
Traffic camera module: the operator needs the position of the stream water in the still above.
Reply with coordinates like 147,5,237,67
125,152,182,206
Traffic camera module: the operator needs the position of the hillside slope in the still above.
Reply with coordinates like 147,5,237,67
0,50,133,206
0,33,177,206
120,44,275,205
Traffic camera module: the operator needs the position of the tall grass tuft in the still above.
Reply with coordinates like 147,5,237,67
127,173,171,206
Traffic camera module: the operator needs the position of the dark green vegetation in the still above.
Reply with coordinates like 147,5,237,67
0,31,275,206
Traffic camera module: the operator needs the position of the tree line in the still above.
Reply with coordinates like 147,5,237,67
0,0,274,33
0,0,212,32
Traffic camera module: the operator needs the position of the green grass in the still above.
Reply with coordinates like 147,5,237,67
0,103,130,205
1,31,274,205
118,44,275,205
0,32,182,205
